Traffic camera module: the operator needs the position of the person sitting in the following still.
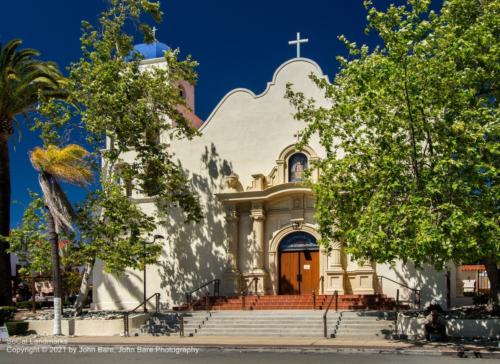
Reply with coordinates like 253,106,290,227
424,309,447,341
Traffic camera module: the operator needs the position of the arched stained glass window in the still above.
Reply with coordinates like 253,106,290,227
279,232,318,252
288,153,308,182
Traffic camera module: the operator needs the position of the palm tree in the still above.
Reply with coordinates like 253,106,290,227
30,144,91,335
0,39,67,305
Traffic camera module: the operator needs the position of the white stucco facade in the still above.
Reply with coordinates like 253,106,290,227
93,57,458,311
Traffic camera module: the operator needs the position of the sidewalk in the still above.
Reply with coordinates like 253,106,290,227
65,335,499,356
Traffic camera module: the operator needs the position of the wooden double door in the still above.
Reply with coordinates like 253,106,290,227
279,250,319,295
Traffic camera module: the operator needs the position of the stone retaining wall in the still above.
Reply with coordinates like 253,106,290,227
397,313,500,339
26,313,148,336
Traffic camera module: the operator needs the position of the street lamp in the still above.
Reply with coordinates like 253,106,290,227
143,234,164,312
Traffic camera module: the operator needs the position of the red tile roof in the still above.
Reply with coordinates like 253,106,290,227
461,264,485,271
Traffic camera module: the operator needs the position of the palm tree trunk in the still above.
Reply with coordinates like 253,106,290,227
74,258,95,316
0,132,12,306
46,206,62,335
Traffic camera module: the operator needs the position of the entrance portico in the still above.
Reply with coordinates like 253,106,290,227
216,144,375,297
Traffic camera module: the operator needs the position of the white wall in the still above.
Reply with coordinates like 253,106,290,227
94,58,330,310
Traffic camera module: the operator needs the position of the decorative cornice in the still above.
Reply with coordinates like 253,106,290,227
216,183,313,204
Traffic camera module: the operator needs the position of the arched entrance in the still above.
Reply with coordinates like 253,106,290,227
278,232,320,295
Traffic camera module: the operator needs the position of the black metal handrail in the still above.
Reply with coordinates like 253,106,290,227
312,276,324,310
313,275,325,295
131,293,161,314
323,290,338,338
377,275,421,309
240,277,259,309
185,279,220,306
123,292,160,337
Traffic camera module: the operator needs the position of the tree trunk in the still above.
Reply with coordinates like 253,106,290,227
483,258,500,307
0,132,12,306
74,258,95,316
46,207,62,335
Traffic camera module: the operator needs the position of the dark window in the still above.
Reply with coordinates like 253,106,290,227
288,153,308,182
179,86,186,100
279,232,318,252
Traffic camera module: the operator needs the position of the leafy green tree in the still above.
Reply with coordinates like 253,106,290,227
287,0,499,304
29,0,204,312
72,180,160,313
70,0,202,220
8,192,49,278
0,39,67,305
8,191,83,311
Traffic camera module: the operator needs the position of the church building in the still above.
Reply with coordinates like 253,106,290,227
92,36,469,311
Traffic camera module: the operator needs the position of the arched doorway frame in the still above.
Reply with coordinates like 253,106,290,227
268,223,326,295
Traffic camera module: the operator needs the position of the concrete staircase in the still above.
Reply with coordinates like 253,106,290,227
134,310,397,338
332,311,396,339
183,310,341,337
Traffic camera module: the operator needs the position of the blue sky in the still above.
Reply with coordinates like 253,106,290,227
1,0,441,228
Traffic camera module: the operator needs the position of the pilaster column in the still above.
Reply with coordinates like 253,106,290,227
250,203,266,271
328,243,343,269
346,253,375,295
325,241,345,294
244,202,268,294
276,160,285,184
225,205,239,272
223,205,241,295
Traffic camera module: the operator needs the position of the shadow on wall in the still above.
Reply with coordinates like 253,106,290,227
157,143,234,306
398,314,500,339
98,265,145,310
393,262,445,307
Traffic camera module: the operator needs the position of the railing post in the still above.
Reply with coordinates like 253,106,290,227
394,288,400,338
123,313,129,337
205,292,209,311
241,291,245,309
312,290,316,310
323,314,327,338
214,279,219,297
321,276,324,295
396,288,399,311
155,293,160,314
335,290,338,312
254,277,258,295
179,314,184,337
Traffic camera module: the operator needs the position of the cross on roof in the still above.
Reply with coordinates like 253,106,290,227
288,32,309,58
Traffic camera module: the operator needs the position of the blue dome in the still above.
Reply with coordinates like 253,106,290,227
131,41,170,59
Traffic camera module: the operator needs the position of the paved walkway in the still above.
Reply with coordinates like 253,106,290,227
64,335,499,355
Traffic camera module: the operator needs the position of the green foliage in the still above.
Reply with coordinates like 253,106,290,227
286,0,499,271
0,39,68,133
0,306,16,325
7,192,49,275
5,320,28,335
26,0,203,280
8,191,84,277
76,181,160,273
69,0,203,223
